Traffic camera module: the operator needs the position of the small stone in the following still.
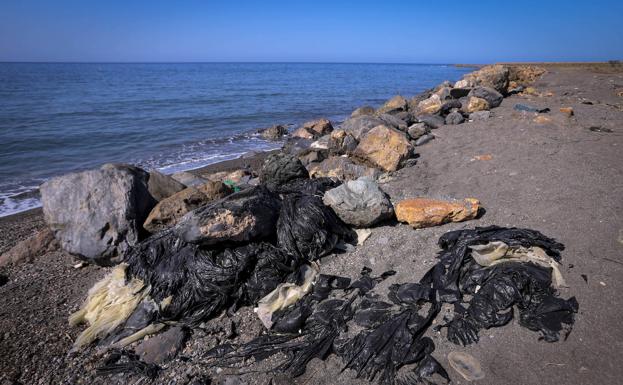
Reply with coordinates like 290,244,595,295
414,134,435,146
533,115,553,124
560,107,574,116
445,111,465,125
407,123,429,140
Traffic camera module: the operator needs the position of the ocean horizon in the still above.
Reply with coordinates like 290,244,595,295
0,62,471,217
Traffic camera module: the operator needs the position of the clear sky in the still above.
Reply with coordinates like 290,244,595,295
1,0,622,63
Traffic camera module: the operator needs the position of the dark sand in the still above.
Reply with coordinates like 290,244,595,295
1,64,622,385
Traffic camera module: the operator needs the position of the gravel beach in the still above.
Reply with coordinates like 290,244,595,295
1,63,622,385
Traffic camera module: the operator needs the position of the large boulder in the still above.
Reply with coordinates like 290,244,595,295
259,152,309,190
351,106,375,117
40,163,157,265
464,97,490,113
458,65,510,94
292,118,333,139
417,114,446,129
417,94,443,115
377,113,408,131
468,87,503,108
0,228,59,267
259,124,288,140
327,129,358,155
143,182,233,233
395,198,481,229
322,177,394,227
307,156,380,181
353,125,414,172
377,95,408,114
147,170,186,201
175,186,281,245
340,115,387,140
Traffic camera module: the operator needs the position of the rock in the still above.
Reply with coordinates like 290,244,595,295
377,113,408,131
307,156,380,181
459,65,510,93
445,111,465,125
440,99,462,115
414,134,435,146
40,163,156,265
392,111,415,125
175,186,281,245
434,87,453,101
310,134,331,150
259,124,288,140
147,170,186,201
417,114,446,129
464,97,490,113
533,115,553,124
282,136,314,156
259,152,309,190
0,228,59,267
407,123,429,140
417,94,443,115
327,130,358,155
395,198,481,229
560,107,574,116
450,88,471,98
377,95,408,114
204,169,252,184
468,86,503,108
143,187,213,233
351,106,376,117
291,126,316,140
304,118,333,136
171,171,208,187
340,115,387,140
469,111,491,121
197,180,234,200
353,125,413,172
322,177,394,227
407,91,433,111
135,326,188,365
298,149,327,166
508,65,546,87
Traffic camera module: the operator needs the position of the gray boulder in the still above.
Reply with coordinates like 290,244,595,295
323,177,394,227
147,170,186,201
407,123,430,140
40,163,157,265
468,86,504,108
417,114,446,129
351,106,375,117
259,124,288,140
340,115,386,140
445,111,465,125
377,113,408,131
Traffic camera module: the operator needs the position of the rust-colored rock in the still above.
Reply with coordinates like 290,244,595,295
560,107,574,116
353,125,413,172
143,187,212,233
465,97,490,113
0,228,59,267
302,118,333,136
395,198,481,229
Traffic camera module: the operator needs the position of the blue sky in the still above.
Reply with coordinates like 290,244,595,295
1,0,622,63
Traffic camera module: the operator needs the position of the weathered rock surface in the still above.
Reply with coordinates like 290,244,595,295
175,186,281,245
0,228,59,267
298,149,327,166
458,64,510,94
395,198,481,229
407,123,429,140
464,96,490,113
291,127,316,140
468,86,504,108
414,134,435,146
143,182,233,233
147,170,187,202
417,94,443,115
445,111,465,125
351,106,375,117
292,118,333,139
260,152,309,190
450,88,471,98
327,130,358,155
322,177,394,227
135,326,188,365
40,163,157,265
353,125,413,172
259,124,288,140
377,113,408,131
307,156,380,181
171,171,208,187
417,114,446,129
377,95,408,114
340,115,387,140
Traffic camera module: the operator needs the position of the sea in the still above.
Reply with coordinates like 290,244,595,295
0,63,471,217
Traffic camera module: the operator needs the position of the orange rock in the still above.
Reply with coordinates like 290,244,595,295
301,118,333,136
560,107,574,116
395,198,481,229
473,154,493,161
533,115,552,124
353,125,413,172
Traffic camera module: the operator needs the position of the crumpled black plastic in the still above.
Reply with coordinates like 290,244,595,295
259,152,309,191
427,226,577,345
97,349,160,379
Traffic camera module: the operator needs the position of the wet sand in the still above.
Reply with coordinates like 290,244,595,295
1,64,622,385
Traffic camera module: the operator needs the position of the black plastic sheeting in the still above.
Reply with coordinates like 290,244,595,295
205,226,578,385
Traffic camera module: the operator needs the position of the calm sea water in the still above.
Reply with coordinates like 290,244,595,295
0,63,470,217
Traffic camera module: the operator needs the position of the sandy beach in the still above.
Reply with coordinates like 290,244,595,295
1,63,622,385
